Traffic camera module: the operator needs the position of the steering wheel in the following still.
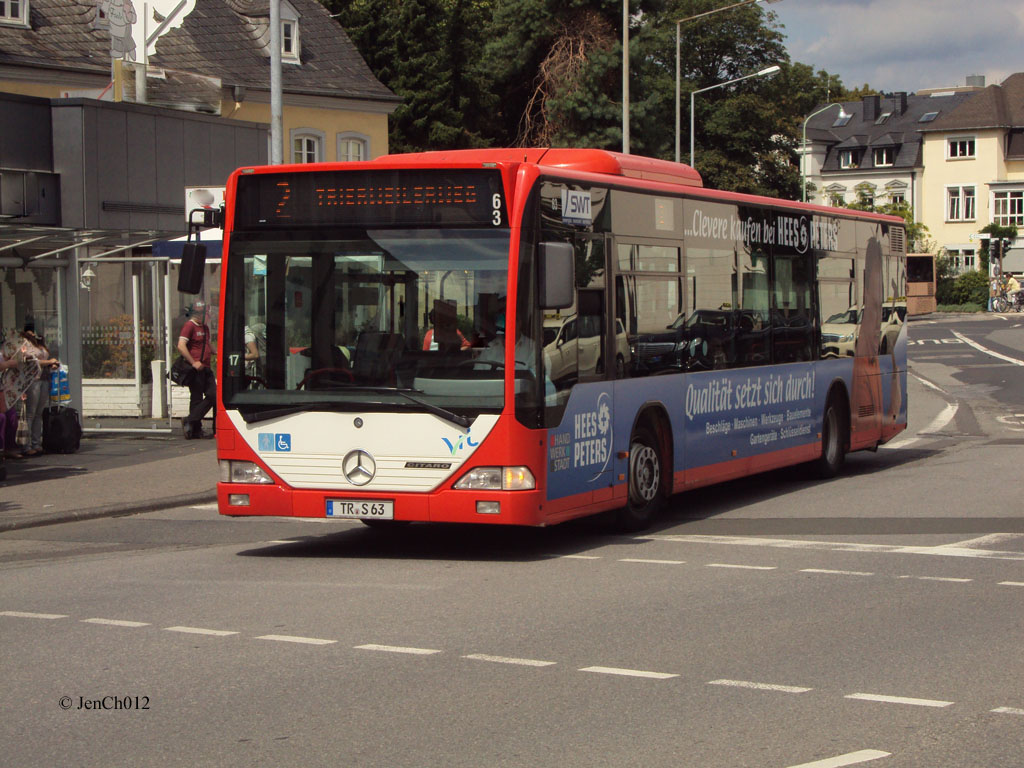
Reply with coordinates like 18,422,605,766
297,367,355,389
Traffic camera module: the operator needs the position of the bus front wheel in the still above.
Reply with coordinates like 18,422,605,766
617,425,664,531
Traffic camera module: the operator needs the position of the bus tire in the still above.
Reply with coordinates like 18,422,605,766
812,395,846,479
616,424,664,531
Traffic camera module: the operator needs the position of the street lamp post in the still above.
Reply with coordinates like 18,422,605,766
689,65,780,168
675,0,783,163
801,103,849,202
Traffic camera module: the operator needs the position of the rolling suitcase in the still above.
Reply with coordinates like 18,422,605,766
42,406,83,454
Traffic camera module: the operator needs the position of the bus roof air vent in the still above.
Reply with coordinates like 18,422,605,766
537,149,703,188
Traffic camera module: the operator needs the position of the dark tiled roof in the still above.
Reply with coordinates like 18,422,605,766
150,0,399,102
922,73,1024,132
0,0,109,73
0,0,398,104
808,91,975,172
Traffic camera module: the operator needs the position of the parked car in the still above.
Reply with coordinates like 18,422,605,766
543,316,631,384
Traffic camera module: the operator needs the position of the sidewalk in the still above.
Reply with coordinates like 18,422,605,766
1,417,218,533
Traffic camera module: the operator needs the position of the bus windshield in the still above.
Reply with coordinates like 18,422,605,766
221,228,513,419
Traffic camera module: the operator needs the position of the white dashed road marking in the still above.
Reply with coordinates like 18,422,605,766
164,626,239,636
898,575,972,583
256,634,337,645
992,707,1024,716
81,618,150,627
560,554,601,560
618,558,685,565
708,679,811,693
463,653,556,667
0,610,67,619
707,563,777,570
802,569,874,577
999,581,1024,587
356,644,441,655
579,666,678,680
784,749,891,768
845,693,954,708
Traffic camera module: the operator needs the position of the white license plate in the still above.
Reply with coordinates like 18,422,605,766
326,499,394,520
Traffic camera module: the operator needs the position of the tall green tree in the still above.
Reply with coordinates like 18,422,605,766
326,0,494,151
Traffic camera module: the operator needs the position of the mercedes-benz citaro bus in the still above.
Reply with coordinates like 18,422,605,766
213,148,907,531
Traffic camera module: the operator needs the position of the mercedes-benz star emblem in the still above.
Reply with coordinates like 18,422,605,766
342,450,376,486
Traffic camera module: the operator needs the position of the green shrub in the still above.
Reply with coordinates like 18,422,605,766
936,303,986,313
945,270,989,307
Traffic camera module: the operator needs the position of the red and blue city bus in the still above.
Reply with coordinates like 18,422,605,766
214,148,907,529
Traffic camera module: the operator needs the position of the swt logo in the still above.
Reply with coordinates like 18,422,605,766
441,430,479,455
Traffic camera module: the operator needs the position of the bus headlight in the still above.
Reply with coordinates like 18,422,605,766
219,460,274,484
454,466,536,491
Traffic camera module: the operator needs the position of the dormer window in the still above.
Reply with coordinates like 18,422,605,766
874,112,892,125
873,147,894,167
282,19,299,60
832,113,852,128
947,137,975,159
0,0,29,26
838,149,859,169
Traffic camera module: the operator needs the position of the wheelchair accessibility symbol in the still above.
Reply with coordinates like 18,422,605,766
258,433,292,452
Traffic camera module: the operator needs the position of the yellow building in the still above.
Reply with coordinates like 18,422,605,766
919,74,1024,273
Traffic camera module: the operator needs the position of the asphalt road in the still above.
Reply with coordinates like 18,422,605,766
2,314,1024,768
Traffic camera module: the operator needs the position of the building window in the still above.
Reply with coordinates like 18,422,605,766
947,137,975,159
993,190,1024,226
838,149,858,169
874,112,892,125
947,186,976,221
829,193,844,207
337,133,369,162
947,249,976,274
890,192,906,206
0,0,28,25
873,147,894,167
282,19,299,60
290,128,323,163
919,111,939,123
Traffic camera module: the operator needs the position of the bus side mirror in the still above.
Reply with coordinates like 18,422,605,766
539,242,574,310
177,241,206,294
178,207,219,294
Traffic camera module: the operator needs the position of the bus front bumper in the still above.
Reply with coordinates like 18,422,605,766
217,483,548,526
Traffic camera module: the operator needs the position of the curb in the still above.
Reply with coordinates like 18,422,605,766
0,490,218,534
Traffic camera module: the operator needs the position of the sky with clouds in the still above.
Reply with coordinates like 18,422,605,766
769,0,1024,93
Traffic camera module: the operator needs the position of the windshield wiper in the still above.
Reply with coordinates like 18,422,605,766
349,386,472,428
237,389,472,429
239,402,349,424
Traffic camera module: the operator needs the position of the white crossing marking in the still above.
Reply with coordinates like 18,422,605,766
463,653,556,667
164,626,238,636
355,644,441,655
784,749,891,768
189,503,219,511
0,611,67,620
992,707,1024,716
883,401,957,449
81,618,150,627
845,692,953,708
579,666,678,680
942,533,1023,550
708,679,811,693
618,558,685,565
256,634,336,645
707,563,777,570
802,569,874,577
560,554,601,560
952,330,1024,366
640,534,1024,561
898,575,972,583
999,581,1024,587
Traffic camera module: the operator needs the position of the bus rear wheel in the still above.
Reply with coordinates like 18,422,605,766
616,425,664,531
811,396,846,479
